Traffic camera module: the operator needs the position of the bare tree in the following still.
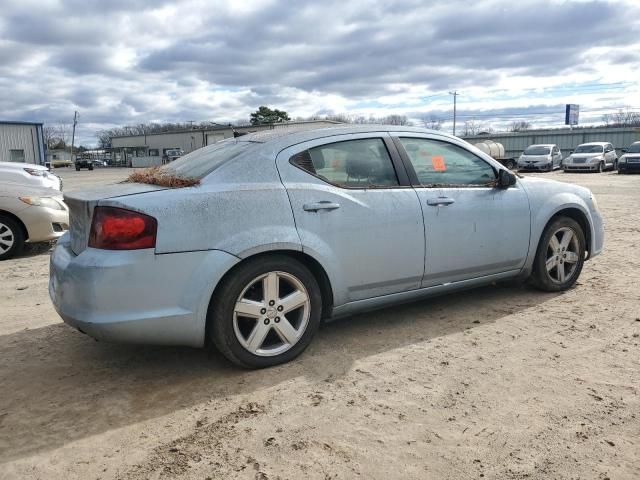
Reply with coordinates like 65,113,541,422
509,120,532,132
379,114,411,126
43,123,72,149
602,108,640,127
421,115,444,131
462,119,492,136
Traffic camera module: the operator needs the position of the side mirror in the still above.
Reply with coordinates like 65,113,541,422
497,169,516,188
569,150,574,154
622,148,628,153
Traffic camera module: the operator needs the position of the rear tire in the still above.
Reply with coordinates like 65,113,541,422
208,255,322,368
530,217,585,292
0,215,24,261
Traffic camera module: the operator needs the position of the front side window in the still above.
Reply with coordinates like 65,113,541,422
399,137,496,187
290,138,399,188
9,149,25,162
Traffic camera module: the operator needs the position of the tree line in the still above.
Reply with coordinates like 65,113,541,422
87,105,640,147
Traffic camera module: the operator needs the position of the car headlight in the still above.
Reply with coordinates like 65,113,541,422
619,156,627,163
19,196,66,210
565,156,573,163
23,168,47,177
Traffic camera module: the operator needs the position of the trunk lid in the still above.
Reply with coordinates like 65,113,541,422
64,183,168,255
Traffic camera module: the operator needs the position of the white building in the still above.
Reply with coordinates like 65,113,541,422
0,121,46,165
46,149,73,165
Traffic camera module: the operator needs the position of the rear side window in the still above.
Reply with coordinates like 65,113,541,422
399,137,496,187
161,140,253,179
290,138,399,188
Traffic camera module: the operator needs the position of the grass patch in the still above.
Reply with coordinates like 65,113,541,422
126,167,200,188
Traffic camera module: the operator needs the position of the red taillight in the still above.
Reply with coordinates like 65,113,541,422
88,206,157,250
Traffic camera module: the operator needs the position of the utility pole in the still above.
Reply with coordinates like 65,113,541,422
449,91,459,136
70,111,78,162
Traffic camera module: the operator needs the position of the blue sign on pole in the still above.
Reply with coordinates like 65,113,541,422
565,104,579,125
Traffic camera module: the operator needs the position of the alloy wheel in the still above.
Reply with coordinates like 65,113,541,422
232,271,311,357
0,222,15,254
545,227,580,284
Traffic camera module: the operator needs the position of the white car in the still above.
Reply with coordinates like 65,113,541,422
0,162,62,190
563,142,617,173
517,144,563,171
0,182,69,260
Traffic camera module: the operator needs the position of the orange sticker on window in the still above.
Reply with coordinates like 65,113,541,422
432,155,446,171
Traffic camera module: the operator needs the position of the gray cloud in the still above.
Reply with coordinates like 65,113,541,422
0,0,638,145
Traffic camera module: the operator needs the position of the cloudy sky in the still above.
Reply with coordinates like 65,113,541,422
1,0,639,145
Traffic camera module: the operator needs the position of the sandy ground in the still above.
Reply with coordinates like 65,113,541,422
0,167,638,480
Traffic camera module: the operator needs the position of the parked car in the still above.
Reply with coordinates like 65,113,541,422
50,126,604,368
517,144,563,171
618,141,640,174
563,142,617,172
75,154,94,171
0,161,62,190
0,182,69,260
162,148,184,164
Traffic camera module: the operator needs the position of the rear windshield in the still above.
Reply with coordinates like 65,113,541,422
160,140,253,179
627,143,640,153
523,146,550,155
574,145,603,154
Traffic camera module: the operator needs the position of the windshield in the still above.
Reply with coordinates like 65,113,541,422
574,145,603,154
523,146,550,155
161,140,254,179
627,143,640,153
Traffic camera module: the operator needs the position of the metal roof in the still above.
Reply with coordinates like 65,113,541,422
0,120,43,126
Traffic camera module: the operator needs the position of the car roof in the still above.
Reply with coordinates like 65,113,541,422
236,124,454,149
526,144,555,147
578,142,608,146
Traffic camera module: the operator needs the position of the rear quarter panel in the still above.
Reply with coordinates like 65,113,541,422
100,150,302,257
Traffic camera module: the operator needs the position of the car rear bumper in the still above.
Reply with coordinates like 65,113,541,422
49,234,239,347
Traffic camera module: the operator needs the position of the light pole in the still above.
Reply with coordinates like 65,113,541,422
70,111,78,162
449,91,459,136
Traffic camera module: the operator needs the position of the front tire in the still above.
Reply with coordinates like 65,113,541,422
531,217,585,292
209,255,322,368
0,215,24,261
598,161,604,173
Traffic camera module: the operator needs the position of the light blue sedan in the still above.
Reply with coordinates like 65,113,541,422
49,126,604,368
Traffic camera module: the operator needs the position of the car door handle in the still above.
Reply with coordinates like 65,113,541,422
303,201,341,212
426,197,455,206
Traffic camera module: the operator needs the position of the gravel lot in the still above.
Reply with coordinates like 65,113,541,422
1,167,638,479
